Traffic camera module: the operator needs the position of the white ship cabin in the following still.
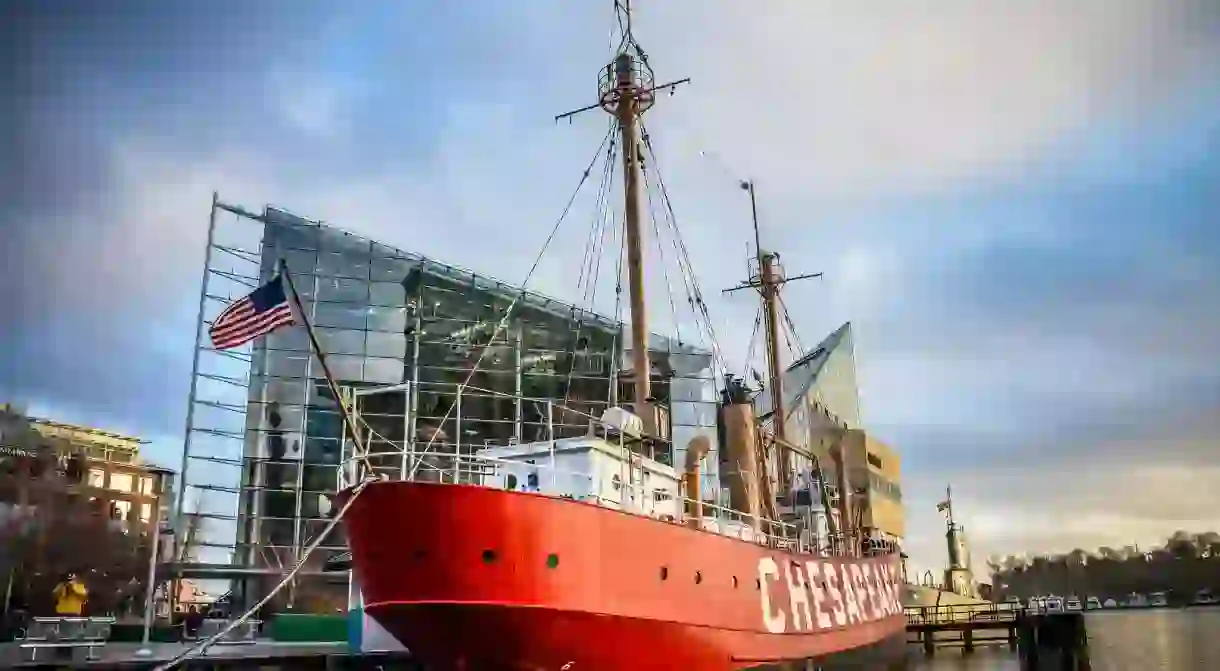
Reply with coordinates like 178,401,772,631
473,408,783,547
476,436,680,519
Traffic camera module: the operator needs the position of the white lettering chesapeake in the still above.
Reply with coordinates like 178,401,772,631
860,563,879,620
874,563,893,616
851,563,872,621
804,562,833,629
842,563,862,623
824,562,846,625
784,561,814,631
886,563,900,615
891,563,904,614
868,563,885,617
758,557,786,633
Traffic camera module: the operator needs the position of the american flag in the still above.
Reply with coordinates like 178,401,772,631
209,274,296,350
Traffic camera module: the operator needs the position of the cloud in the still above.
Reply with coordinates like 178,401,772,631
2,0,1219,574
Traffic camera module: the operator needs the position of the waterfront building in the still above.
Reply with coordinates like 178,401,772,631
0,401,174,535
181,201,719,611
754,324,905,551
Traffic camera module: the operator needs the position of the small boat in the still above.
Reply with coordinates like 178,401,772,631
1102,598,1118,609
1065,596,1082,612
1085,596,1102,610
1149,591,1169,607
1192,589,1218,606
1124,593,1148,608
1044,596,1065,613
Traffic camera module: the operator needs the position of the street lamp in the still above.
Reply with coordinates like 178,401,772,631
139,467,174,650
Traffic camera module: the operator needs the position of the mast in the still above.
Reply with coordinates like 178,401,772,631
724,183,822,493
556,1,690,430
613,50,652,419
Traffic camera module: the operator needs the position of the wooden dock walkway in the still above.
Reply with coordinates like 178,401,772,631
905,602,1023,655
904,603,1091,669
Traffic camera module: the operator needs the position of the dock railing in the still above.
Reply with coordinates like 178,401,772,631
905,602,1025,626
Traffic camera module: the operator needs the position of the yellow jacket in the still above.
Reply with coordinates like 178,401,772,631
53,580,88,616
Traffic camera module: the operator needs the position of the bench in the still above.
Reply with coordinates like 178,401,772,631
184,618,261,646
16,616,114,662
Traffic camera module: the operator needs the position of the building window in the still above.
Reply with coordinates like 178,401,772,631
114,499,133,521
141,476,154,496
110,472,133,493
141,503,152,523
87,468,106,488
867,453,883,469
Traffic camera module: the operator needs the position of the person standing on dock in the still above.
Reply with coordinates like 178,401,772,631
52,572,87,616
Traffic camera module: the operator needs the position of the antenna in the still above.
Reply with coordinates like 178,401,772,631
553,1,690,436
722,180,822,481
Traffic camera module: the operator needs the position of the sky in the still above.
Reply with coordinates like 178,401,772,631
2,0,1218,577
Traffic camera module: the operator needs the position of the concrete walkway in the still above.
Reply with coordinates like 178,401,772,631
0,640,351,666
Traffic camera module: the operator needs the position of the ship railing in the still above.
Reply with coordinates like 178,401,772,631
674,495,804,551
350,447,808,551
340,381,811,549
339,381,680,486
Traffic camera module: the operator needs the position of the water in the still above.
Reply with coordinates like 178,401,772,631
910,607,1220,670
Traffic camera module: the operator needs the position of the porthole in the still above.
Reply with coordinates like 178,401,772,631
695,571,703,585
482,549,497,564
546,553,560,569
413,550,427,560
755,578,761,590
660,566,669,580
732,576,739,588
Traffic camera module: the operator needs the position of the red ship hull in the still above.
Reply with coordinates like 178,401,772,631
341,481,907,670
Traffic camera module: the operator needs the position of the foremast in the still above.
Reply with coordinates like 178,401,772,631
557,0,689,435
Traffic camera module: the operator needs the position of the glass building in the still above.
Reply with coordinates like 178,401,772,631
181,201,718,611
755,322,903,548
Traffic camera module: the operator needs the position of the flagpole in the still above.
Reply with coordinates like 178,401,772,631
946,484,954,527
278,260,371,474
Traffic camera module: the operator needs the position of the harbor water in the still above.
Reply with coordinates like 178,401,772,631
910,607,1220,670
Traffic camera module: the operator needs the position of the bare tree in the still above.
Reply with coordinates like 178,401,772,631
2,427,150,616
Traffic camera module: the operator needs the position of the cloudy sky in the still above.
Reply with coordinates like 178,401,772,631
3,1,1218,575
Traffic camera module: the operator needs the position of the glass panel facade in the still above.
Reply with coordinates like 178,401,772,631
185,206,719,610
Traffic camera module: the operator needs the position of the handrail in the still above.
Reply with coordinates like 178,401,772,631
338,380,888,558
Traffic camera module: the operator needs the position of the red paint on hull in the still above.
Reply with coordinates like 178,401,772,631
342,481,906,670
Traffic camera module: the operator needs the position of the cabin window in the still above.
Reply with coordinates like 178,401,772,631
660,566,669,580
546,554,560,569
482,549,497,564
506,474,518,490
694,571,703,585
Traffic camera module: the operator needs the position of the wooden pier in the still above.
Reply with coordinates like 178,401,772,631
905,604,1091,669
905,603,1021,655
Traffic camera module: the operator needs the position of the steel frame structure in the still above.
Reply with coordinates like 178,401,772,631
177,194,721,609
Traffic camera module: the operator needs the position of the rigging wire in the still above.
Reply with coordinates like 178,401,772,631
639,136,684,347
741,303,763,381
150,478,371,671
778,293,805,355
565,135,619,406
638,124,728,374
609,200,627,405
410,119,619,474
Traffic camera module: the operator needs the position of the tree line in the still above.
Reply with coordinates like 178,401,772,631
987,532,1220,602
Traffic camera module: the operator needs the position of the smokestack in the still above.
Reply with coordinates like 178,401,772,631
683,435,711,529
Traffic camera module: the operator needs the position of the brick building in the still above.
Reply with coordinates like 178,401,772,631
0,402,173,535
